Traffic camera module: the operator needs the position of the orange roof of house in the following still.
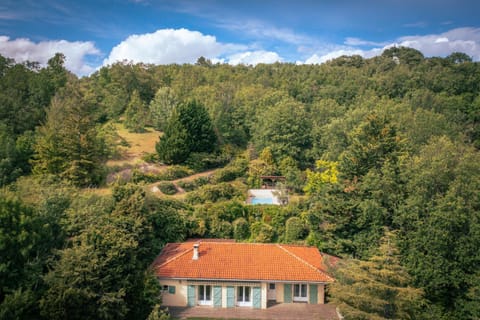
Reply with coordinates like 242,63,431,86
152,241,335,283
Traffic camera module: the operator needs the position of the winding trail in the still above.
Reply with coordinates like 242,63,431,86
150,168,218,195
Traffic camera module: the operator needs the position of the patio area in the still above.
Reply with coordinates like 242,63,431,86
168,303,339,320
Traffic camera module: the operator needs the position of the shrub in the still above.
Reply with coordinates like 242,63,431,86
185,152,230,172
210,220,233,238
142,153,158,163
250,222,275,243
177,176,210,192
285,216,307,242
212,157,248,183
157,182,177,195
130,166,194,183
176,180,195,192
233,217,250,240
159,166,193,180
212,167,241,183
185,183,239,204
131,169,162,184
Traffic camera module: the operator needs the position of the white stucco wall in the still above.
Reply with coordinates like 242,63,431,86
261,282,268,309
159,279,187,307
158,280,326,308
318,284,325,304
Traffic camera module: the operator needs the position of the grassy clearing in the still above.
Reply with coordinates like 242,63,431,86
106,122,162,167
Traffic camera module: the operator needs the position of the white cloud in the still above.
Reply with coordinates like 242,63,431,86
0,36,100,75
236,21,311,45
434,37,449,43
305,27,480,65
103,28,242,66
304,49,369,64
344,37,388,47
104,28,281,67
227,50,282,65
395,27,480,60
215,17,314,46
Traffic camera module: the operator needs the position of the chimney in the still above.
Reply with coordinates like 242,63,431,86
192,243,199,260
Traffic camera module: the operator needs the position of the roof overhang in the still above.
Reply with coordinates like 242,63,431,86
157,277,333,284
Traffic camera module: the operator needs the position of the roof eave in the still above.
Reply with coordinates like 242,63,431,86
157,276,333,284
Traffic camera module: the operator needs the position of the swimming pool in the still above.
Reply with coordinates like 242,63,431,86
250,197,274,205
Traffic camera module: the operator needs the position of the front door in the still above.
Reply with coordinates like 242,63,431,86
267,283,276,301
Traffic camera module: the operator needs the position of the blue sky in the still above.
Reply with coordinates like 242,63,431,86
1,0,480,75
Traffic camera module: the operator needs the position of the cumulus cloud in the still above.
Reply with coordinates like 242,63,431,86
227,50,282,65
304,27,480,64
305,50,361,64
104,28,281,67
395,27,480,60
304,48,382,64
103,28,242,66
0,36,100,75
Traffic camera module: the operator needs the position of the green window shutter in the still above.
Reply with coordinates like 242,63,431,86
309,284,318,304
168,286,176,294
187,285,196,306
226,286,235,308
252,287,261,309
284,284,292,303
213,286,222,307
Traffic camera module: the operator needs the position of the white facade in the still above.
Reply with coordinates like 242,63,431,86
159,279,326,309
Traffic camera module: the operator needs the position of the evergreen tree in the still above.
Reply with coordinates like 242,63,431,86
155,109,190,164
396,137,480,318
339,112,401,180
0,193,68,318
330,232,426,320
32,81,107,187
307,113,405,258
124,90,148,133
149,87,177,131
40,184,185,320
156,100,216,164
179,99,217,154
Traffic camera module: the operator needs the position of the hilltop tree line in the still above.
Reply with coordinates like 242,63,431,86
0,47,479,319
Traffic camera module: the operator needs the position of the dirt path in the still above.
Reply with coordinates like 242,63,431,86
172,182,185,194
150,168,218,195
172,168,217,183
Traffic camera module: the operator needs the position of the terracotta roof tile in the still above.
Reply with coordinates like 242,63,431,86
152,241,334,283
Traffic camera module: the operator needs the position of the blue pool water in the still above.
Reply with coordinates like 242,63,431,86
250,197,274,205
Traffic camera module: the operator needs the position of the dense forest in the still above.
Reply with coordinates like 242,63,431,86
0,47,479,319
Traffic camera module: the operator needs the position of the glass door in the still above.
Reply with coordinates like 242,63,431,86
236,286,252,307
198,285,212,305
293,283,308,302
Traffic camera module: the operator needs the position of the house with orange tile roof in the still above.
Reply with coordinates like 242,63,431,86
151,240,336,309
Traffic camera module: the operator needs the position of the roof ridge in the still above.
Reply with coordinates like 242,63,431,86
155,246,193,270
276,244,334,282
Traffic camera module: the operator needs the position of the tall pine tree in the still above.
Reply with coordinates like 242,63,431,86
124,90,148,133
33,81,107,187
156,99,216,164
330,231,426,320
